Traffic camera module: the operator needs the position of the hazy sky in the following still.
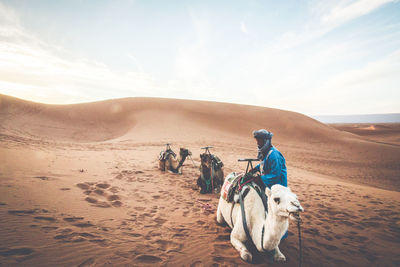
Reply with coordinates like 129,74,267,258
0,0,399,115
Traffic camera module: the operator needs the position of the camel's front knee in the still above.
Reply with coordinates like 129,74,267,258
240,249,252,262
274,247,286,262
231,233,252,262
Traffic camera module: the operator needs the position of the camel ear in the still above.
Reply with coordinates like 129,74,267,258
265,187,271,198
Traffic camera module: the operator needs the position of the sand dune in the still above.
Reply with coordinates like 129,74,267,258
1,94,337,143
1,94,399,266
331,123,400,146
1,94,399,190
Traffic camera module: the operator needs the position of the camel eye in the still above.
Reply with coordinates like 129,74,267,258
274,197,280,204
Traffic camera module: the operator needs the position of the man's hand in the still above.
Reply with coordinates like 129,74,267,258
248,168,259,175
243,171,258,181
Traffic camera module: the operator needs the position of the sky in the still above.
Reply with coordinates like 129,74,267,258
0,0,399,115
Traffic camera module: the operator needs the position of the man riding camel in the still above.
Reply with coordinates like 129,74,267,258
250,129,287,188
250,129,288,239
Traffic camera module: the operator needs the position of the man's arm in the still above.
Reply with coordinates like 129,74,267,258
260,155,282,188
251,163,260,173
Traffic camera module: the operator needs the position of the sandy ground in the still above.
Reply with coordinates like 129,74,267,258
331,123,400,146
1,94,399,267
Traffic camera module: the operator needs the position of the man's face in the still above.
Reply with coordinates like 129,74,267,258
255,137,264,148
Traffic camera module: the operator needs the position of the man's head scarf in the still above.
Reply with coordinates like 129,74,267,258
252,129,273,160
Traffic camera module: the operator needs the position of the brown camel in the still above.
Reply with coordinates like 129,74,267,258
197,153,224,193
159,147,192,174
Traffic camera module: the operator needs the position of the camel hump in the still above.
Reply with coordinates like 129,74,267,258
159,150,176,161
222,172,265,203
221,172,243,202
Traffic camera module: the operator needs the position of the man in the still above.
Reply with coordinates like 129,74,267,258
250,129,288,240
251,129,287,189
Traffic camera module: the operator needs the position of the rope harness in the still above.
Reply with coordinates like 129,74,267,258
297,217,303,267
211,159,214,192
238,185,273,254
230,177,303,267
188,155,196,168
200,147,223,193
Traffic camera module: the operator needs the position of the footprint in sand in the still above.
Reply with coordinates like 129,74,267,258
74,222,94,228
34,216,57,222
85,197,98,204
76,183,91,190
155,239,183,253
196,220,206,225
63,216,84,222
77,182,123,208
60,187,71,191
135,255,162,263
314,240,338,251
8,209,38,216
93,189,105,196
96,183,110,189
190,261,203,267
107,194,120,201
154,217,167,226
54,230,107,246
76,258,95,267
114,170,136,181
0,247,35,257
216,234,230,241
41,226,58,232
33,176,50,181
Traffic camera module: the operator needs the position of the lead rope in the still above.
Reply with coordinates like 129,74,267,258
188,155,196,168
297,218,302,267
211,160,214,193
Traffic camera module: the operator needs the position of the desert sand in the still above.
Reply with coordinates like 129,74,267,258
0,94,399,267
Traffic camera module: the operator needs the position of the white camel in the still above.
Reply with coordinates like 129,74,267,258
216,178,304,262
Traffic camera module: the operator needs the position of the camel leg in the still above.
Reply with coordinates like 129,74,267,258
158,161,164,171
165,160,170,172
273,246,286,262
216,200,224,225
197,177,206,194
231,228,252,262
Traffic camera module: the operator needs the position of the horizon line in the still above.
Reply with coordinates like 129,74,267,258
1,93,399,117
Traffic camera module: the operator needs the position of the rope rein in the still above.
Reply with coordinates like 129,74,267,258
210,160,214,192
188,155,196,168
297,218,302,267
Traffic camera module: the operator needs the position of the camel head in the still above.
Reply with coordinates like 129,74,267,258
265,184,304,221
200,153,212,168
179,148,192,158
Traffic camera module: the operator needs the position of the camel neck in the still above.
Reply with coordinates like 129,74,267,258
176,155,187,169
261,212,289,251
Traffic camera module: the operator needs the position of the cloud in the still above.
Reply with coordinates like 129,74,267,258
299,49,400,115
321,0,394,27
240,21,248,34
0,1,398,115
171,7,215,97
0,2,160,104
272,0,395,52
322,49,400,90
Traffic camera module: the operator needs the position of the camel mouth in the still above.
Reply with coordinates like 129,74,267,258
289,211,301,222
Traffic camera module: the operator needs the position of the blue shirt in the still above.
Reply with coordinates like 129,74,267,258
254,146,287,189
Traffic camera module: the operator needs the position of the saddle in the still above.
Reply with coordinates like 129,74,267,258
211,155,224,170
222,172,265,203
159,149,176,161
